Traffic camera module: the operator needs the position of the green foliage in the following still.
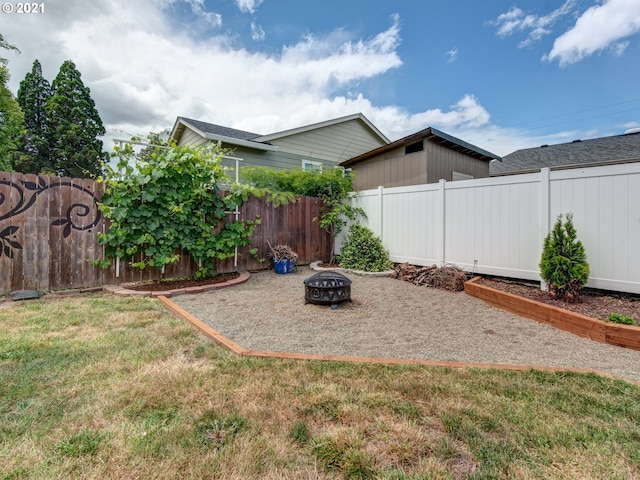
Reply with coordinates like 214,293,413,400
47,60,106,178
16,59,52,173
0,64,27,172
98,140,259,276
539,213,590,302
241,166,364,259
338,224,393,272
608,313,635,326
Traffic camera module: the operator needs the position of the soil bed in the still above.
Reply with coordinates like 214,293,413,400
476,277,640,324
125,272,240,291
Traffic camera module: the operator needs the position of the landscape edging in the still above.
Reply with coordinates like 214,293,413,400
103,271,251,298
464,276,640,351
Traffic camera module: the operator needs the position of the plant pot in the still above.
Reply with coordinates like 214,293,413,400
274,259,295,274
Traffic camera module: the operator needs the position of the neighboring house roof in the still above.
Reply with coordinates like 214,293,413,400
170,116,279,151
340,126,501,167
491,131,640,175
169,113,389,157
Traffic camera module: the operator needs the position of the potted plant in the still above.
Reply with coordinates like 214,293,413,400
267,242,298,274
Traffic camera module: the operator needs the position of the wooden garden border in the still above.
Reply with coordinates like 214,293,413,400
464,276,640,351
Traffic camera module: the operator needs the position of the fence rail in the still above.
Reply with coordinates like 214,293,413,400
349,163,640,294
0,172,330,295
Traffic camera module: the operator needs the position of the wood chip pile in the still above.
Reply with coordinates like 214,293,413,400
391,262,468,291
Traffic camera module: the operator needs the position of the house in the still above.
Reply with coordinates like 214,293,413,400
490,131,640,176
168,113,390,177
339,127,501,190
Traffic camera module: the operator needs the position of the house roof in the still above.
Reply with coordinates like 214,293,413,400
491,131,640,175
340,127,501,167
254,113,390,144
170,116,280,152
170,113,389,155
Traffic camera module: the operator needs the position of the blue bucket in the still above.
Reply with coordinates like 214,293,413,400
274,259,295,274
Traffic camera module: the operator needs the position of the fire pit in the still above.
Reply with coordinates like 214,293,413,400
304,271,352,309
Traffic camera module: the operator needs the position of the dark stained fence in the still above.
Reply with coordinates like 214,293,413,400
0,172,330,295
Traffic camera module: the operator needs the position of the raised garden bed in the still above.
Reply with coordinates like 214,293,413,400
465,276,640,351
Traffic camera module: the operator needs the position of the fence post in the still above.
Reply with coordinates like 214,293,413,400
539,168,551,290
439,178,446,265
377,185,384,241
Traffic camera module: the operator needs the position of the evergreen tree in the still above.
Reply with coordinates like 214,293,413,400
0,33,26,171
0,64,28,172
17,59,53,173
539,213,590,302
47,60,106,177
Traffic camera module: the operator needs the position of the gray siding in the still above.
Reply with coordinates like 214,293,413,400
175,127,208,147
351,146,428,190
269,119,386,165
426,142,489,183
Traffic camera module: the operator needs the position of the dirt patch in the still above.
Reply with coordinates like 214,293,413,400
124,272,240,291
477,277,640,323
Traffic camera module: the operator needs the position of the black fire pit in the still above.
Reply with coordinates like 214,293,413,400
304,271,352,309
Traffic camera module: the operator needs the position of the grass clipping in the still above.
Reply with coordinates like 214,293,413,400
392,262,467,291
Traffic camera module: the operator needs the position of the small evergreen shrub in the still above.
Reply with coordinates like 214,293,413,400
338,224,393,272
539,213,590,303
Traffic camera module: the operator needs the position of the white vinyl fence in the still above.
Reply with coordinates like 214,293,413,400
346,163,640,294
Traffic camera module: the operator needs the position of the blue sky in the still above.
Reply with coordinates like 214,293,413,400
3,0,640,156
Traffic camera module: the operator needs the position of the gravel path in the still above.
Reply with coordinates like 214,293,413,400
171,267,640,384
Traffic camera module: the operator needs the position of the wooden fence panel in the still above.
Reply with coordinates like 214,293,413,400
0,172,330,294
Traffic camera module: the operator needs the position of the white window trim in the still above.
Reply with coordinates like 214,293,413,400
302,159,323,172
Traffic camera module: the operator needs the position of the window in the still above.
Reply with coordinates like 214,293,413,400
451,171,474,181
405,140,424,154
302,159,323,172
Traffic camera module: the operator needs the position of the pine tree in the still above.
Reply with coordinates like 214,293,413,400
0,64,27,172
47,60,106,178
0,33,26,172
16,59,53,173
539,213,590,302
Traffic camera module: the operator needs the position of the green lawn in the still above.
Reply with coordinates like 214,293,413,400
1,294,639,479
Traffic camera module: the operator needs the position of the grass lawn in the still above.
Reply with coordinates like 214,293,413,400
1,294,639,479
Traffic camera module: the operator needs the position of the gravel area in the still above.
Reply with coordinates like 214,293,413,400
171,266,640,384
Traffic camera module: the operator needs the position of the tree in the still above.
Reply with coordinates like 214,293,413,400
0,33,26,172
47,60,106,178
0,64,27,172
16,59,53,173
539,213,590,302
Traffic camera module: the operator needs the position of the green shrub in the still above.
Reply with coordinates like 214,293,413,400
539,213,590,303
608,313,635,325
338,224,393,272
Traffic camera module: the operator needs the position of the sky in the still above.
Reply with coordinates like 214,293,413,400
2,0,640,157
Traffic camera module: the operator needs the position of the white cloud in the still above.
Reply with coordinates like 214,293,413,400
251,22,266,41
445,48,458,63
544,0,640,65
489,0,576,47
1,1,574,159
235,0,264,14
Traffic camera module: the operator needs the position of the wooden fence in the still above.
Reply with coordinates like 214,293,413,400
0,172,330,295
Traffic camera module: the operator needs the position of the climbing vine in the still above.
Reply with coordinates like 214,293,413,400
97,140,258,277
